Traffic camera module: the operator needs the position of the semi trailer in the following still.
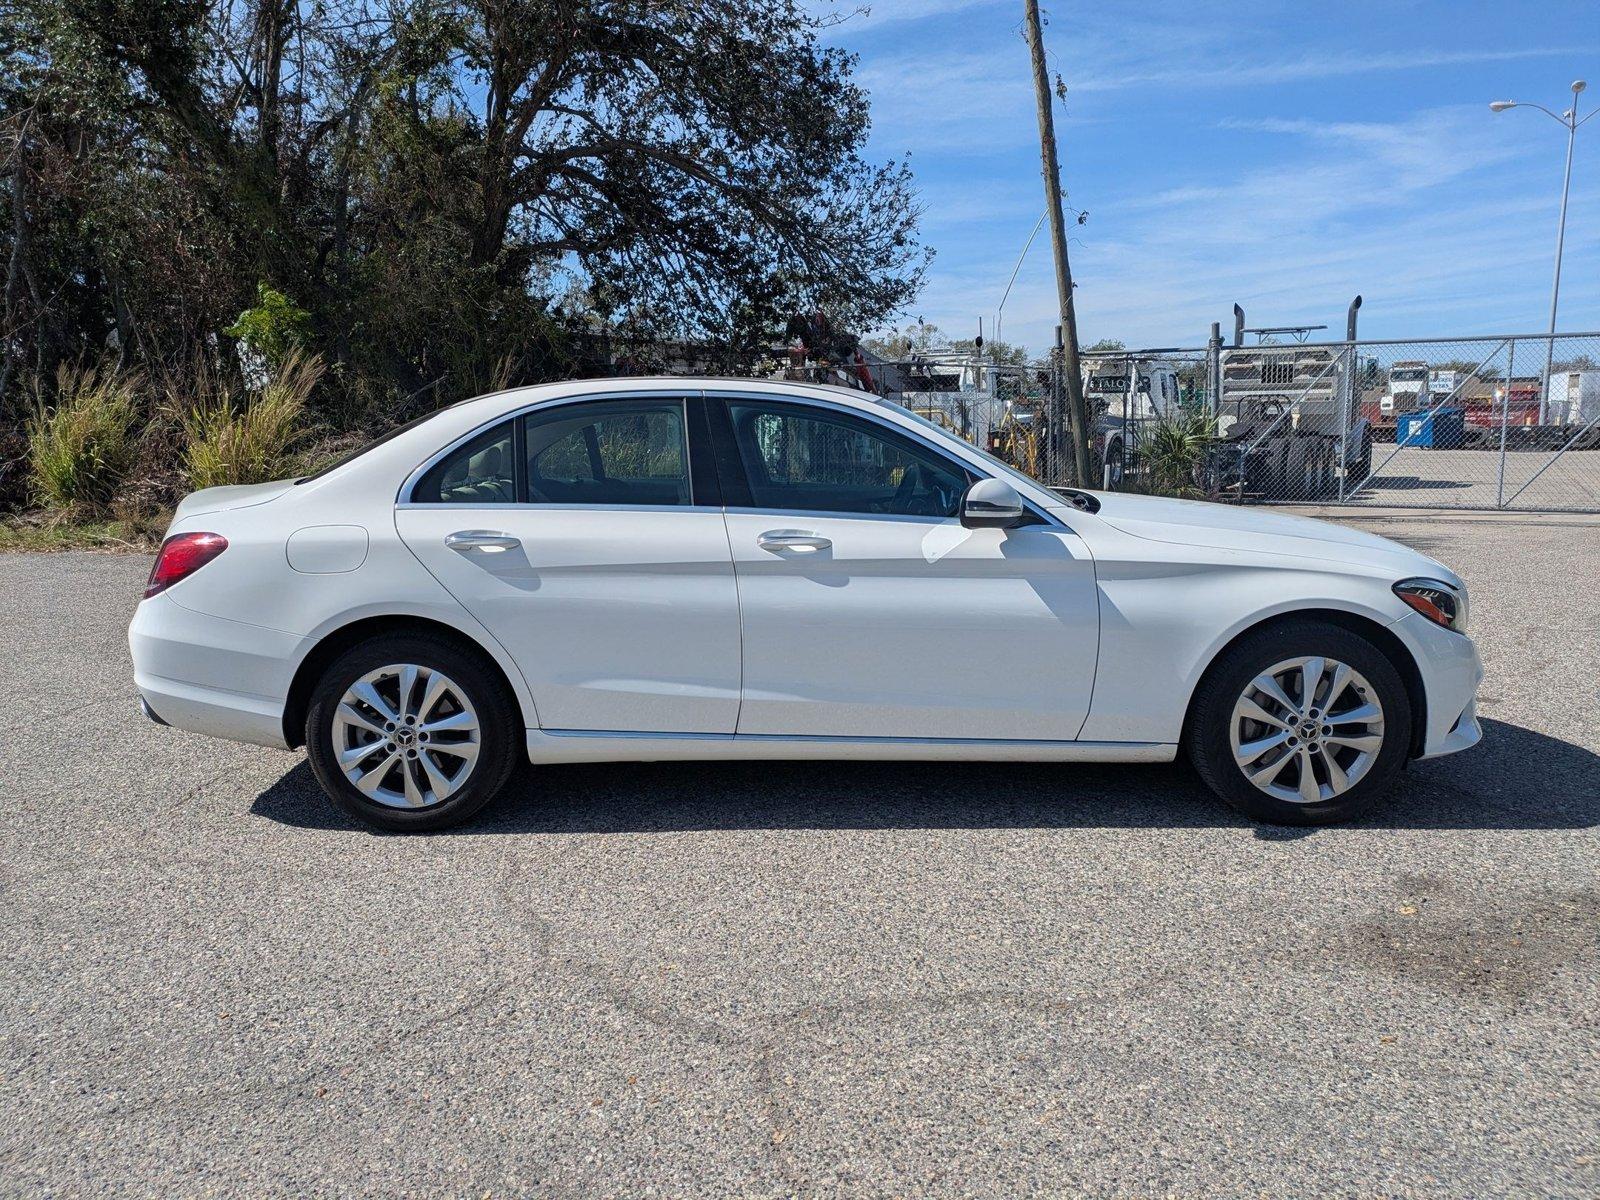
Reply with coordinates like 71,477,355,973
1209,301,1374,501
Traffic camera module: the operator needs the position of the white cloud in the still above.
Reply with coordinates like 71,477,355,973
889,105,1600,353
1071,45,1598,93
854,43,1036,152
840,3,1600,355
808,0,1000,34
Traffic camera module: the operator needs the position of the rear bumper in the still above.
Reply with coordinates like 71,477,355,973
129,593,302,750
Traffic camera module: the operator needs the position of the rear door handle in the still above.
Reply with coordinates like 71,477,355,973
445,530,521,553
758,530,831,553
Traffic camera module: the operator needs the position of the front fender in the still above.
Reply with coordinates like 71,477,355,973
1077,556,1409,744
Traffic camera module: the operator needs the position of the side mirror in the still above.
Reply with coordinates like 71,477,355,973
960,478,1026,529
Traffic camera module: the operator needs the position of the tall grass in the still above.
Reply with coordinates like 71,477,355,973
27,364,142,515
181,350,324,490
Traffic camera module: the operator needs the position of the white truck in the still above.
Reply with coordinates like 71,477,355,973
1374,361,1430,440
1082,357,1183,486
1545,370,1600,428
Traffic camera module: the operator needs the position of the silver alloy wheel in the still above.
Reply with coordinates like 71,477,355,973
331,664,481,809
1228,655,1385,805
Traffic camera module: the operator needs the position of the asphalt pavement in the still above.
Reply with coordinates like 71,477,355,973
2,515,1597,1198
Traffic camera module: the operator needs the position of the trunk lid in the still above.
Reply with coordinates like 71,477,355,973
172,479,296,520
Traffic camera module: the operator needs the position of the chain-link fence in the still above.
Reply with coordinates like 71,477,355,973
864,332,1600,513
1209,332,1600,511
565,326,1600,513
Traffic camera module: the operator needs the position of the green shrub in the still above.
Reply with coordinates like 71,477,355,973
225,283,312,368
1133,410,1219,498
181,350,324,490
27,365,142,515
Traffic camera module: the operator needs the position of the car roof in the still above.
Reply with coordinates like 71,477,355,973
451,375,893,417
303,373,1071,520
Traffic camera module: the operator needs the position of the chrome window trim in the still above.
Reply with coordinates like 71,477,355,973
721,506,1059,529
396,389,699,507
721,506,962,526
398,502,727,515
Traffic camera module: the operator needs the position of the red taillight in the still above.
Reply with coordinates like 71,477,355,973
145,532,228,598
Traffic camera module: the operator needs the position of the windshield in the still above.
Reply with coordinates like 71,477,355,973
1391,368,1428,382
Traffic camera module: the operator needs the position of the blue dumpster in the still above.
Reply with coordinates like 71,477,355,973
1396,408,1465,448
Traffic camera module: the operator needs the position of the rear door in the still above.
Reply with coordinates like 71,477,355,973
395,394,741,734
710,394,1099,741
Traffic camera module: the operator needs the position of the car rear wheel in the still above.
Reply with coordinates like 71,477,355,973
305,633,519,831
1187,619,1412,825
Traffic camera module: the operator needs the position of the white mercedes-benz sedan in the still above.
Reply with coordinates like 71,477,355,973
129,377,1483,831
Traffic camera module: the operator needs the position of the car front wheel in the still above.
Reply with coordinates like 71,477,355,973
1187,620,1413,825
305,633,519,832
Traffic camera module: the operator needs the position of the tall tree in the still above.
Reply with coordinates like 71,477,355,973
446,0,926,340
1,0,929,424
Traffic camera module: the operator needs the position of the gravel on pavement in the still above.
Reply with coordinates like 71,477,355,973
1,515,1596,1198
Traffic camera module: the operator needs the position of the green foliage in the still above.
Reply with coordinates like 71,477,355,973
225,285,312,366
1,0,928,467
951,337,1032,365
1133,410,1219,499
27,365,141,515
181,351,323,490
0,514,161,552
1085,338,1126,353
865,320,946,360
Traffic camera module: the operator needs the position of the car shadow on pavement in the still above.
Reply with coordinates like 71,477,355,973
251,718,1598,837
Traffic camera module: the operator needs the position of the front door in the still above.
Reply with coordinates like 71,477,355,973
396,396,741,734
711,396,1099,741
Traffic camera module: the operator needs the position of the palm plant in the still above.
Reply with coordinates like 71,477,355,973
1133,410,1219,498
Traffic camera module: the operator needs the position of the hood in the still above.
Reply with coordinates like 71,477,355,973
1064,491,1460,582
173,479,296,520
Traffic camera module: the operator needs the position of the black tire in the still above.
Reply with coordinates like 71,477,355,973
1310,441,1333,499
1282,439,1315,501
1355,428,1373,484
1106,440,1125,489
1258,441,1290,498
305,632,520,832
1186,619,1413,826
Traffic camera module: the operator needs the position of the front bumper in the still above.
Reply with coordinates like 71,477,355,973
1422,695,1483,760
129,593,302,750
1390,610,1485,759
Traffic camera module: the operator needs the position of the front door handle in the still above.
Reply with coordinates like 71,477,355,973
445,530,521,553
758,530,831,553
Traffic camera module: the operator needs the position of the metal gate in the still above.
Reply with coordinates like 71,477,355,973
1213,331,1600,512
827,327,1599,513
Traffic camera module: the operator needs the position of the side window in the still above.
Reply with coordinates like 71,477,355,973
525,401,690,506
412,421,516,504
725,401,970,518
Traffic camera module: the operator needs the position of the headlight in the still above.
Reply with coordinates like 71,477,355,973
1394,578,1468,634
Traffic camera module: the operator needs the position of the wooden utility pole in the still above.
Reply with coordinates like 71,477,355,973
1023,0,1092,486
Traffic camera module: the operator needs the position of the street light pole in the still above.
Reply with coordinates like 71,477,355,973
994,209,1047,355
1491,80,1593,422
1543,109,1578,421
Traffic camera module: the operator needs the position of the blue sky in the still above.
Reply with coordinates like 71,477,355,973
813,0,1600,356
